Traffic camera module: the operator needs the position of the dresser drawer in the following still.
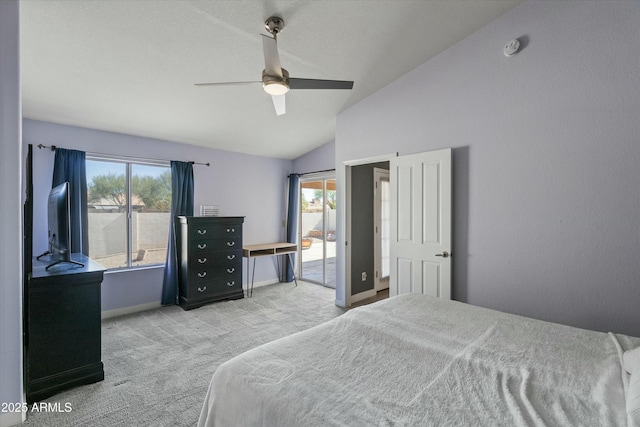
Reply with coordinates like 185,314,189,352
187,262,241,283
187,275,242,298
188,250,241,269
188,222,242,241
188,236,242,253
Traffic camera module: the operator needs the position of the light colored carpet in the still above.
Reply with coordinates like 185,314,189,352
23,281,345,426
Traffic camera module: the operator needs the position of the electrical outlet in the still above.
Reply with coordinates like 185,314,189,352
361,272,367,281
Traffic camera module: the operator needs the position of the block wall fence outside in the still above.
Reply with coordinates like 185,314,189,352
300,211,336,238
87,211,170,258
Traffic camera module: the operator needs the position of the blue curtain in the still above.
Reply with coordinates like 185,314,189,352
161,161,194,305
52,148,88,255
284,174,300,282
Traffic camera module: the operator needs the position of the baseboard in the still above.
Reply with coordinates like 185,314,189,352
245,279,282,291
0,410,25,427
348,289,377,306
101,301,161,320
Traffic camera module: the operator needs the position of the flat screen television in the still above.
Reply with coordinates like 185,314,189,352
39,182,83,270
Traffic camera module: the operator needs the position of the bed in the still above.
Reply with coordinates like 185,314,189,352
198,294,640,426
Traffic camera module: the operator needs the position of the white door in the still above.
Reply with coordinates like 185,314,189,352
390,148,452,299
374,168,390,292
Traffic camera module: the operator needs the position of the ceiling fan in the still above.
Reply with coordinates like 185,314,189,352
195,16,354,116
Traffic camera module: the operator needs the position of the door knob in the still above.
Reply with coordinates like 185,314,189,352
435,251,450,258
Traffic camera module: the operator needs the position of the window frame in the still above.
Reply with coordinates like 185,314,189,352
86,154,171,271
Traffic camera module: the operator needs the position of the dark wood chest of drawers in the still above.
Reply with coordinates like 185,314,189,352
26,254,105,402
175,216,244,310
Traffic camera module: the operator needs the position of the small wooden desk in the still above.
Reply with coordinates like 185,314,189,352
243,242,298,297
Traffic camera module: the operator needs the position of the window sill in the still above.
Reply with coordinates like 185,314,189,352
104,263,165,275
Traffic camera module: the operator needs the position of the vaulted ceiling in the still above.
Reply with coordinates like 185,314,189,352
20,0,521,159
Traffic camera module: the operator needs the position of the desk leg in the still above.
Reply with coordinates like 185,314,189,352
250,257,257,297
244,257,248,297
287,253,298,287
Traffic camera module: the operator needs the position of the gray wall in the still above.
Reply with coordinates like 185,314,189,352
24,119,293,312
0,1,23,424
351,162,389,295
335,1,640,337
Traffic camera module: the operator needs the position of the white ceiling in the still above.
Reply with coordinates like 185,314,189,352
20,0,521,159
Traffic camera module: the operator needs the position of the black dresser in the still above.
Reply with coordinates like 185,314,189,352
26,254,105,403
175,216,244,310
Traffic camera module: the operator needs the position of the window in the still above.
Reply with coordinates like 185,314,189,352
86,157,171,269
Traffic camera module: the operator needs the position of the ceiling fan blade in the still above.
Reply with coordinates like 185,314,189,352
262,35,283,78
288,78,354,90
271,94,286,116
194,81,261,87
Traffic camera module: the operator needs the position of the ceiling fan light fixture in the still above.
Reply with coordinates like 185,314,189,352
263,81,290,96
262,68,290,95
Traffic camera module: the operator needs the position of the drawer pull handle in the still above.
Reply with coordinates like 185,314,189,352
198,286,207,292
198,272,207,278
197,229,207,235
226,228,235,233
227,268,235,274
227,281,235,287
198,258,207,264
227,254,235,260
227,241,235,247
198,243,207,249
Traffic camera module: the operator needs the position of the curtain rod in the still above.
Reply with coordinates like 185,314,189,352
289,168,335,177
36,144,210,166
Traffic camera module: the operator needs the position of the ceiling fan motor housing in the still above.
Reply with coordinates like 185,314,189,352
265,16,285,35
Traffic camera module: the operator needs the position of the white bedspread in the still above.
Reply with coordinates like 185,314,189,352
198,294,640,426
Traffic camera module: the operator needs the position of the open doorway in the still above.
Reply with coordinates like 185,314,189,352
299,175,336,288
346,161,390,305
340,149,452,307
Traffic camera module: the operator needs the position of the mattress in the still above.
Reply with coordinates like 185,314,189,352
198,294,640,426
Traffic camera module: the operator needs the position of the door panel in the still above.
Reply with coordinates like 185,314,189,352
396,166,413,242
390,148,452,300
422,163,440,243
422,261,440,297
397,258,413,294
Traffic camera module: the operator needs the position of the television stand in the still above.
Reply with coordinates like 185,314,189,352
45,258,85,270
36,251,85,269
35,250,50,260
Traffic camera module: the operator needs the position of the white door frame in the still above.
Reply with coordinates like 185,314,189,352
342,153,397,307
373,167,390,292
